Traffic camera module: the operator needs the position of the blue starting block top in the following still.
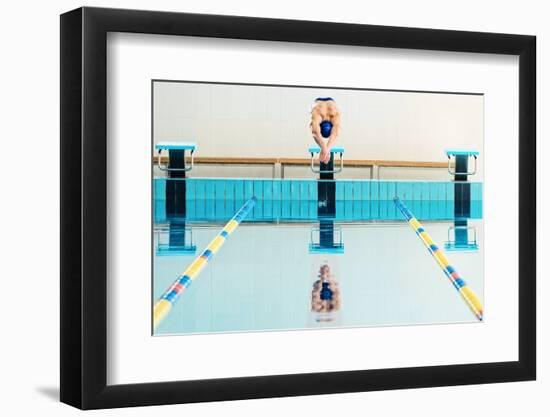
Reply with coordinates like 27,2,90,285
445,148,479,157
156,245,197,256
444,242,479,252
156,142,197,151
309,146,345,154
309,244,345,254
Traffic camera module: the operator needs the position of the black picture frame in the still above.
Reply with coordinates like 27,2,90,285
60,6,536,410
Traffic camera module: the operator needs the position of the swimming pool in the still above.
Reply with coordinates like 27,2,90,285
153,178,484,336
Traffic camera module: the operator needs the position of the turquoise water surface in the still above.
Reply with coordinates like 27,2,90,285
153,220,484,335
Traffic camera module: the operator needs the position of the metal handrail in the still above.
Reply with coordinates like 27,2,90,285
310,152,344,174
157,149,195,172
447,155,477,176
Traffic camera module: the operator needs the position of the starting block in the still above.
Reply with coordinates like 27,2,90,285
309,146,345,174
444,225,479,252
445,148,478,177
156,223,197,256
156,142,197,173
309,222,345,254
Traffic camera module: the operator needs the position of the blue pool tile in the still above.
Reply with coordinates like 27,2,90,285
299,201,309,219
194,179,205,199
305,201,315,219
361,181,371,201
413,182,422,201
335,181,344,201
435,182,445,201
205,199,215,219
335,201,344,220
423,182,432,202
379,200,390,220
228,200,238,217
244,180,254,200
444,200,454,219
282,195,291,218
272,199,282,219
300,181,310,201
396,182,408,201
154,200,166,222
215,198,226,219
272,180,282,201
370,181,379,201
344,181,353,200
361,200,371,219
471,201,483,219
263,180,273,201
411,200,422,218
406,182,417,201
263,200,273,219
471,182,483,201
290,200,300,218
307,180,317,201
290,181,301,201
379,181,388,201
204,180,216,200
343,199,353,219
353,200,362,219
186,198,195,219
215,180,225,200
224,180,235,200
445,182,454,203
437,201,447,220
387,181,397,201
195,195,205,219
184,178,194,200
370,182,380,220
281,180,291,201
234,180,244,202
253,180,263,200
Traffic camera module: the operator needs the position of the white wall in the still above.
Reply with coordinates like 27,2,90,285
154,81,483,179
1,1,545,416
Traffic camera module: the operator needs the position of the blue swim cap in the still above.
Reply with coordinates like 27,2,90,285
320,282,333,300
315,97,334,102
320,120,333,138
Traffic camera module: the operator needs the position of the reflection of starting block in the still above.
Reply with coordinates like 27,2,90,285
309,146,345,174
156,223,197,256
444,225,479,252
156,142,196,217
446,149,480,246
445,148,478,177
156,142,197,173
309,222,344,254
309,146,344,254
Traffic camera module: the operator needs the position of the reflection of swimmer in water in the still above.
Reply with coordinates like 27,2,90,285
311,264,341,313
309,97,341,164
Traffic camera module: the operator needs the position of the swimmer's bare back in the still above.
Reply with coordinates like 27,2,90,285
310,99,341,164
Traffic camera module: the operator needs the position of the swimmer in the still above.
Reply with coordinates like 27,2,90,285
311,263,341,314
309,97,341,164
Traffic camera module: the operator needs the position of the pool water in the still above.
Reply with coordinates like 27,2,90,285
153,220,484,336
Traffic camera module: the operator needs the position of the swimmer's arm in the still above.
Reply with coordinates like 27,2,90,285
313,136,327,154
310,112,324,144
326,113,341,150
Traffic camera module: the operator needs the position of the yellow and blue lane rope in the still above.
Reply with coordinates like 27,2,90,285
153,196,257,329
394,197,483,321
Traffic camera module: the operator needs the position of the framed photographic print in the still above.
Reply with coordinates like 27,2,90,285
60,6,536,409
